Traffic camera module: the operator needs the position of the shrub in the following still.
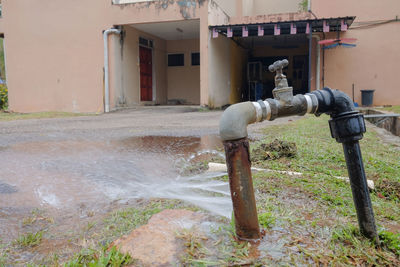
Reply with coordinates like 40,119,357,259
0,84,7,110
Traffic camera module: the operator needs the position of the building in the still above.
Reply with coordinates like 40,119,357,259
0,0,399,113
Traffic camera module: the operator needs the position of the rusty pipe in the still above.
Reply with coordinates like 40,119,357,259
223,138,260,240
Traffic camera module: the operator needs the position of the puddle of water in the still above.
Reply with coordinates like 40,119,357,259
0,135,232,242
0,182,18,194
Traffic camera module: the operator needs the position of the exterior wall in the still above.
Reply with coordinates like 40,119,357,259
208,36,231,107
252,0,302,15
110,26,168,109
227,0,306,22
215,0,301,17
228,11,311,25
2,0,202,113
208,35,247,107
312,0,400,106
3,0,110,112
166,39,200,104
213,0,236,17
199,1,209,106
229,43,247,103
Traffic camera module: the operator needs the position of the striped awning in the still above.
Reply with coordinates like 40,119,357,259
209,16,356,38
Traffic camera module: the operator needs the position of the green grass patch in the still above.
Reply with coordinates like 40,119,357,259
14,231,43,248
0,111,96,121
241,115,400,264
258,212,276,229
63,246,133,267
379,230,400,256
252,115,400,190
100,199,188,245
375,105,400,114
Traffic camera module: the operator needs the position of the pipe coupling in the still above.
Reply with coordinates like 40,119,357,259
329,112,366,143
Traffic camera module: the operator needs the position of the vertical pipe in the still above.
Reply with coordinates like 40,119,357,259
315,36,321,90
342,141,379,241
308,23,312,92
103,29,121,113
223,138,260,240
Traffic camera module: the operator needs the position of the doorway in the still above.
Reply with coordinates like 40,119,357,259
139,46,153,101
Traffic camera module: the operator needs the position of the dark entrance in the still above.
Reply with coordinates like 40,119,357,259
139,46,152,101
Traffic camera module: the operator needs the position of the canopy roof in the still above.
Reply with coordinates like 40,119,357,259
209,16,356,37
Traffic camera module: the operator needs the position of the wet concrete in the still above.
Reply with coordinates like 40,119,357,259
0,106,302,264
0,134,232,243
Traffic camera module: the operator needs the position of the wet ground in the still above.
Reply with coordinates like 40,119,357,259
2,107,400,265
0,106,299,247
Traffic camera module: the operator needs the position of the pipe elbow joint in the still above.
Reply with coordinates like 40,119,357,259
311,87,365,143
219,102,257,141
311,87,356,117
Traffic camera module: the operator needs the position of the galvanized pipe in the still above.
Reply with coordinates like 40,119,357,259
103,28,121,113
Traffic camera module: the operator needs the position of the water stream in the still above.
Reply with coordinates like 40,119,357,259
0,135,232,242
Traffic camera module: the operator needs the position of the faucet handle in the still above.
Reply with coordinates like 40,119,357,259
268,59,289,73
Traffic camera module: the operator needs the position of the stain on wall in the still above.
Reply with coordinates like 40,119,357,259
114,0,204,19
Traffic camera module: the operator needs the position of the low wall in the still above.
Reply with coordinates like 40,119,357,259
361,109,400,136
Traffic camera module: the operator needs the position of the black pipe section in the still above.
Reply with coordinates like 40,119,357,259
311,87,379,241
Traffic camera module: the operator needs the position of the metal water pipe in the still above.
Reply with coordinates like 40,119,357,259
220,59,378,242
103,28,121,113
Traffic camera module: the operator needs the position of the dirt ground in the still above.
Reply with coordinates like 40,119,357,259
0,106,302,145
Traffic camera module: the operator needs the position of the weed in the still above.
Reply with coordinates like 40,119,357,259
0,111,95,121
14,231,43,247
177,229,209,265
22,209,54,226
100,199,187,244
258,212,276,229
375,105,400,114
0,84,7,110
64,246,133,267
379,230,400,255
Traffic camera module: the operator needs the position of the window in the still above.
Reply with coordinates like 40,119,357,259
139,37,153,48
191,52,200,66
168,54,184,67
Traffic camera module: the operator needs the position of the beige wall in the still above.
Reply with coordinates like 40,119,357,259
166,39,200,104
252,0,302,15
222,0,303,18
213,0,236,17
109,25,168,109
3,0,110,113
312,0,400,105
2,0,203,112
229,41,248,103
208,35,247,107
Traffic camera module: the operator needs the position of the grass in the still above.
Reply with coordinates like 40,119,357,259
203,114,400,265
99,199,191,245
0,111,96,121
246,115,400,265
1,115,399,265
375,105,400,114
0,199,196,266
14,231,43,248
63,246,133,267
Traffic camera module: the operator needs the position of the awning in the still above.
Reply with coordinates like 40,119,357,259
209,17,356,38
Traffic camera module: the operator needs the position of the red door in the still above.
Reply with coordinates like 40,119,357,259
140,46,153,101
